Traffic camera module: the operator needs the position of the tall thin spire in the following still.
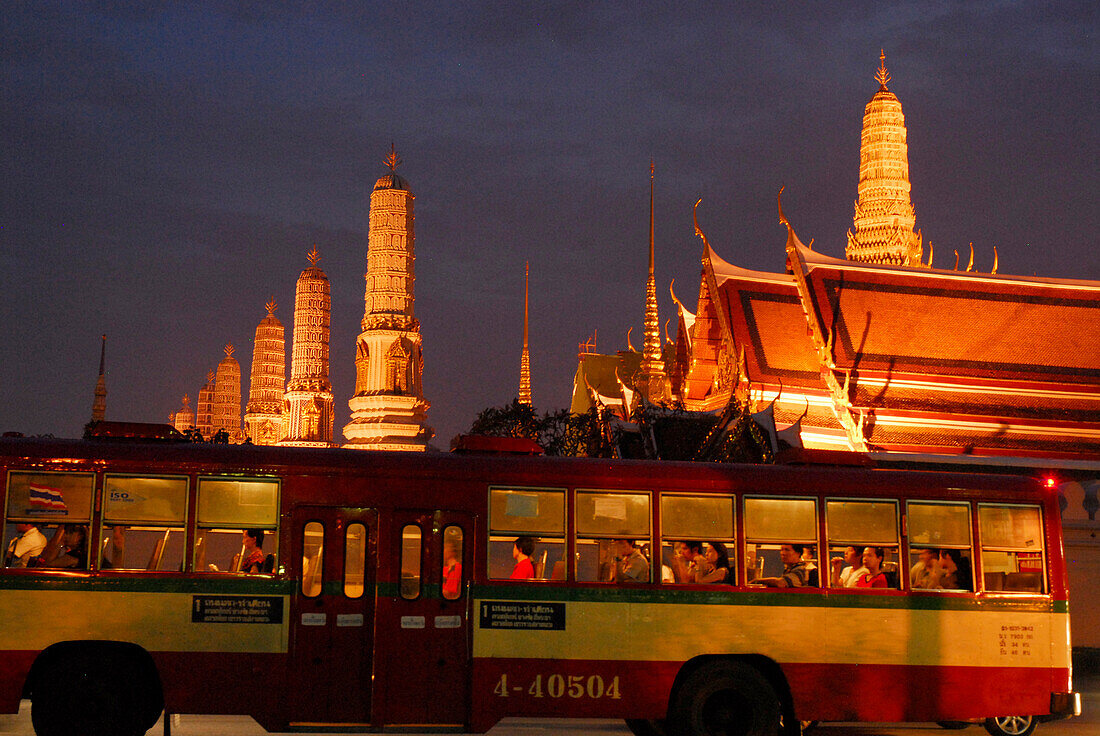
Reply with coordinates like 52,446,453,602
639,161,669,405
91,334,107,422
518,262,532,406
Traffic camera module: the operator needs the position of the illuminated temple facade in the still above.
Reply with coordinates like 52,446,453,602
170,395,194,433
280,249,334,447
343,148,432,451
195,371,215,439
244,300,286,445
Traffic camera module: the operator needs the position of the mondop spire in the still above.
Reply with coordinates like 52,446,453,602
343,146,432,451
845,50,924,267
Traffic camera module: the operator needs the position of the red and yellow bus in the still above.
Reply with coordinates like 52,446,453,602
0,433,1078,736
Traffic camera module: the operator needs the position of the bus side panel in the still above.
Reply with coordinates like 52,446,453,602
786,663,1068,722
470,657,677,731
0,651,35,713
153,652,288,726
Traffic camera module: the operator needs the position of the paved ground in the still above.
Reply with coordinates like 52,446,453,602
1,682,1096,736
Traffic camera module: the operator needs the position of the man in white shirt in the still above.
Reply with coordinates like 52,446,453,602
5,523,47,567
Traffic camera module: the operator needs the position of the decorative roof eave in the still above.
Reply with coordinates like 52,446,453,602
782,189,867,452
669,280,695,352
799,238,1100,293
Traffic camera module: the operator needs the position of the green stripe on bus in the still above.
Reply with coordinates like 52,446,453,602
0,575,293,595
469,584,1067,614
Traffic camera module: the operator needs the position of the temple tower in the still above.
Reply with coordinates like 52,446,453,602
195,371,215,439
638,163,670,404
212,344,244,442
244,299,287,445
281,248,334,447
90,335,107,422
845,51,924,267
343,146,432,451
170,394,194,433
518,262,532,406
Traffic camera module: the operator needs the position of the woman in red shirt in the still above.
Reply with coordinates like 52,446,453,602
510,536,536,579
854,546,888,588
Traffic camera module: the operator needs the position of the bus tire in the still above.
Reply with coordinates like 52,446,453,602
669,660,780,736
983,716,1036,736
626,718,669,736
29,641,163,736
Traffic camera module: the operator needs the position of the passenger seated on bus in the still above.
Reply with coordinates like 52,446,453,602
442,541,462,597
909,547,939,589
751,544,812,588
510,536,536,580
668,541,702,583
612,539,649,583
853,546,888,588
241,529,266,573
100,525,126,569
38,524,88,569
694,542,731,584
4,522,46,567
829,546,868,588
933,549,972,591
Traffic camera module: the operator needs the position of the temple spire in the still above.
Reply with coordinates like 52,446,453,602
90,334,107,422
876,48,890,91
638,161,669,405
846,50,924,267
518,262,532,406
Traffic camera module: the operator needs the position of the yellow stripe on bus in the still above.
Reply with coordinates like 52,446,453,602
472,599,1070,669
0,591,288,653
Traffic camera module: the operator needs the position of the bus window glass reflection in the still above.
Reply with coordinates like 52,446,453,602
744,497,818,587
979,504,1045,594
441,525,463,600
301,522,323,597
660,495,735,584
575,491,651,583
400,525,422,599
907,501,974,592
825,499,899,588
344,523,367,598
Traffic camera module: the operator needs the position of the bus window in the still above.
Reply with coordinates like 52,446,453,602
979,504,1045,594
660,495,735,584
575,491,651,583
825,499,899,588
400,525,422,599
907,501,973,592
100,475,188,571
345,523,367,598
744,497,818,587
3,471,94,569
302,522,323,597
441,525,463,600
488,487,565,580
195,477,279,573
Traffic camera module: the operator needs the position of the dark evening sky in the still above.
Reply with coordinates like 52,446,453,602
2,3,1096,448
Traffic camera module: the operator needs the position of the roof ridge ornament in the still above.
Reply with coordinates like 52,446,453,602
265,297,277,315
307,246,321,267
876,49,890,91
384,142,402,172
224,343,235,358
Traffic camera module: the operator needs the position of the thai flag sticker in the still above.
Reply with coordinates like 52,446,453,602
28,484,67,513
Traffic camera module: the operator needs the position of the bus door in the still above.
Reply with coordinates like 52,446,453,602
377,509,473,728
289,506,377,726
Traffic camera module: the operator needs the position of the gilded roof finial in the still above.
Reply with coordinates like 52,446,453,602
224,343,235,358
384,142,402,172
307,246,321,267
265,298,277,315
875,49,891,91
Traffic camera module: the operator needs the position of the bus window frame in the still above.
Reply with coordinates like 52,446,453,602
824,497,901,589
194,475,280,575
487,485,566,582
399,523,423,600
658,492,736,586
98,473,190,573
742,495,819,586
977,502,1047,596
574,488,653,584
905,499,975,593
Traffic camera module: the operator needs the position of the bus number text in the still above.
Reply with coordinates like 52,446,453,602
493,674,621,700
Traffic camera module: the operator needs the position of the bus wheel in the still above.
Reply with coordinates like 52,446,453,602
29,642,163,736
670,661,780,736
626,718,668,736
983,716,1036,736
